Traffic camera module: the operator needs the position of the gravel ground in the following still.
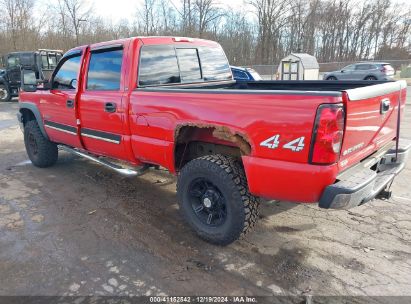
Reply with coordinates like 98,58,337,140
0,87,410,298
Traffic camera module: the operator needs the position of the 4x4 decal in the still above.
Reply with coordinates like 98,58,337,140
260,135,305,152
260,135,280,149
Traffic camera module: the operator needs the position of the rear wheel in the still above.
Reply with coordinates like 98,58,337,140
326,76,337,80
0,84,11,102
365,76,377,80
177,154,259,245
24,120,58,168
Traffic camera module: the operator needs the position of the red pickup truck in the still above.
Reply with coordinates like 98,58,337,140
18,37,410,245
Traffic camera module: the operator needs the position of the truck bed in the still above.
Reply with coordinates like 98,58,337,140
138,80,407,187
139,80,392,92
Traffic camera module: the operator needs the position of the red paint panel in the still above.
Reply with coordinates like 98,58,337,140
339,87,406,170
129,90,342,170
130,135,174,170
242,156,339,203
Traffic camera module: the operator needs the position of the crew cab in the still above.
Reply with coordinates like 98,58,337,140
17,37,409,245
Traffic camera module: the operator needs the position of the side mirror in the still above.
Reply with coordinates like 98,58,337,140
341,70,345,73
70,79,78,89
21,69,37,92
39,79,51,90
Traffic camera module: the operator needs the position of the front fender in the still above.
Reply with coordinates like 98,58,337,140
0,76,8,87
18,102,48,139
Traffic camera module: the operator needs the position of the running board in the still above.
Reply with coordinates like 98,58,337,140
58,145,149,177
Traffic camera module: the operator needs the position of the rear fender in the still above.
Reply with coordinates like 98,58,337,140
363,74,378,80
19,102,48,139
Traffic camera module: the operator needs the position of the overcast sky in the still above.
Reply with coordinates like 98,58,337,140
82,0,250,23
38,0,408,24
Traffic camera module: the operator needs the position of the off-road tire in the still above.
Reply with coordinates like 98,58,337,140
177,154,259,245
0,84,11,102
24,120,58,168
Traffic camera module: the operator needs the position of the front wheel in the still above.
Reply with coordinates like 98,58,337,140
326,76,337,80
24,120,58,168
177,154,259,245
365,76,377,80
0,84,11,102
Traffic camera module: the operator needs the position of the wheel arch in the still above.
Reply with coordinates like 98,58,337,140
19,102,49,139
326,75,338,80
363,74,378,80
174,124,252,171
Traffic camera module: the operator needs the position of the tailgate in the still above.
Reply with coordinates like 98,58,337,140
339,80,407,170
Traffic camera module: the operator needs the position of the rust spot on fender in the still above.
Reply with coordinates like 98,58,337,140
175,123,252,155
212,126,252,155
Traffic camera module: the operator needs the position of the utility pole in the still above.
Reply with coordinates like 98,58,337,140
75,18,87,45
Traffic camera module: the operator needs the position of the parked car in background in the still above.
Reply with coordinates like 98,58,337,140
231,66,262,81
0,49,63,102
324,62,395,81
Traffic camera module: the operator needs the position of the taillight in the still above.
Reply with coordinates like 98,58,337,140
309,104,345,165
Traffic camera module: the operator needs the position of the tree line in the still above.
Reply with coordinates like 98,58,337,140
0,0,410,66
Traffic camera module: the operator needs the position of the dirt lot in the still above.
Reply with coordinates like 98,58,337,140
0,88,411,297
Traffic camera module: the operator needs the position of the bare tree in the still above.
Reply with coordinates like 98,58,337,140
0,0,35,51
138,0,158,35
58,0,92,45
193,0,222,37
0,0,410,65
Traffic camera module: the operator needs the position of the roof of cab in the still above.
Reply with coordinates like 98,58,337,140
64,36,220,56
138,36,220,47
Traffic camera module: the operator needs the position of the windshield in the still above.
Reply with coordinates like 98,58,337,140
7,56,20,68
247,68,262,80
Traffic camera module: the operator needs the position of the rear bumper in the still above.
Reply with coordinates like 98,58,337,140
319,139,411,209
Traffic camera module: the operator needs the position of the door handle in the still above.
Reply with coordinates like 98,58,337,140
105,102,117,113
380,98,390,114
66,99,74,108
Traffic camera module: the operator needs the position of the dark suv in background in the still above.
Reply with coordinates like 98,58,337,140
324,62,395,81
0,49,63,102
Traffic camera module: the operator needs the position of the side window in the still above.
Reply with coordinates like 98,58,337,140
232,69,249,80
356,64,370,70
343,64,355,71
49,55,57,69
53,55,81,90
41,55,49,69
87,48,123,90
139,45,180,86
176,48,201,82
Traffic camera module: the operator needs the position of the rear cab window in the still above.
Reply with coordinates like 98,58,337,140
138,44,232,87
176,48,201,82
